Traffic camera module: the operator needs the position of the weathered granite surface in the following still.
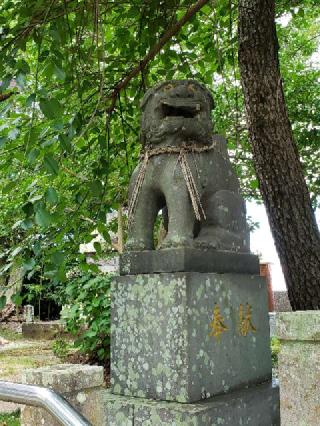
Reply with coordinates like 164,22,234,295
103,381,280,425
21,364,105,426
276,311,320,426
20,364,279,425
269,312,276,337
273,291,292,312
120,248,259,275
111,272,272,403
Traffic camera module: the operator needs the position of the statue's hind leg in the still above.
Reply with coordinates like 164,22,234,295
195,190,250,252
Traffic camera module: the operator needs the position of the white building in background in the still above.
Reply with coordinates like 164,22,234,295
79,212,120,273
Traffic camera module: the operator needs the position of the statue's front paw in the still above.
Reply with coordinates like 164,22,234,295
125,239,152,252
159,235,194,249
194,236,218,249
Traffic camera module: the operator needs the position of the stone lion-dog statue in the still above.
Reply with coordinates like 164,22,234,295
126,80,249,252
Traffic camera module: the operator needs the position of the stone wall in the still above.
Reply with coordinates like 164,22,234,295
21,364,106,426
276,311,320,426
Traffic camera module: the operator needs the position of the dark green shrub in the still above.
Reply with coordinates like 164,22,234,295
52,338,72,359
63,272,112,362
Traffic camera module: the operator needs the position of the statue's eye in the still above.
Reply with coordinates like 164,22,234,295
164,84,173,91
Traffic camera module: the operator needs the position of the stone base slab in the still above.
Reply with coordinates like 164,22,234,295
120,248,259,275
111,272,272,402
103,381,280,426
22,321,66,340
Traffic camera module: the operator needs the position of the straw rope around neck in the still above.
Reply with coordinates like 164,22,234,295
127,141,218,227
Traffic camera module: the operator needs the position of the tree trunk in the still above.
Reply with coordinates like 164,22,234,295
238,0,320,309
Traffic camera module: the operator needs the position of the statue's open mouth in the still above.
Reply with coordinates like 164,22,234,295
161,100,201,119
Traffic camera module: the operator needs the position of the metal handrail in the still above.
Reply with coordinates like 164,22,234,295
0,381,92,426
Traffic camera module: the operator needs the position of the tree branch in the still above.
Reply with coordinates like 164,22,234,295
106,0,211,114
0,92,14,102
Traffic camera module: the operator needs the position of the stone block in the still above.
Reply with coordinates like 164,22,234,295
103,381,280,425
120,248,259,275
22,364,104,393
276,311,320,426
22,321,66,340
111,272,272,403
21,364,105,426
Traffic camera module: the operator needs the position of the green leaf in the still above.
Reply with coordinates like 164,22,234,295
23,258,36,272
22,202,34,217
0,76,12,92
51,251,64,266
27,148,40,163
8,128,19,140
33,241,41,256
46,187,58,205
89,180,103,197
250,180,259,190
2,181,15,194
0,136,7,148
39,98,63,119
93,241,102,255
102,230,111,244
16,72,26,89
21,219,34,230
11,293,23,306
0,296,6,310
53,63,66,81
59,134,72,153
35,206,54,227
17,59,30,74
44,154,59,175
26,93,36,106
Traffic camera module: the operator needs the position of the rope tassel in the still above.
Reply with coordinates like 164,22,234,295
178,151,206,221
127,152,149,228
127,142,215,226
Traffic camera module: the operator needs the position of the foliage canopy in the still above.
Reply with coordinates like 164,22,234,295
0,0,319,287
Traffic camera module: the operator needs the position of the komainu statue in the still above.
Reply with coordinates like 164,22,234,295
126,80,250,252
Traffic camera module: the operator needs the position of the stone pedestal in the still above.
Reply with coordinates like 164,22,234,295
119,248,260,275
276,311,320,426
103,381,279,426
21,364,105,426
108,249,279,424
111,271,272,403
